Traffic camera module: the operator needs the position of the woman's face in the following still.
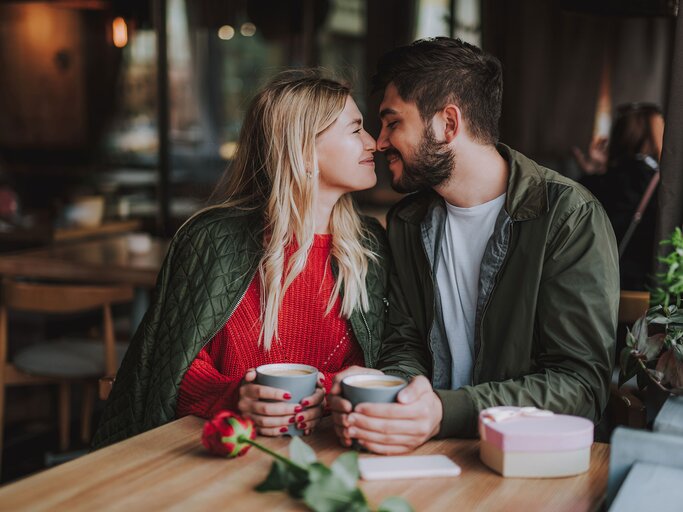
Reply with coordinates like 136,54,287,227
316,96,377,196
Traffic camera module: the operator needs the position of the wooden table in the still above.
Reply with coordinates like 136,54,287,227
0,416,609,511
0,233,168,288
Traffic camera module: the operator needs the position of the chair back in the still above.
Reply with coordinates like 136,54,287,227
618,290,650,325
1,279,134,376
1,280,133,313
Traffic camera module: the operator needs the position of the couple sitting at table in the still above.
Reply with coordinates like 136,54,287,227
92,38,619,453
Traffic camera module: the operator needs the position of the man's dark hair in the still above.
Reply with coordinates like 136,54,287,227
373,37,503,145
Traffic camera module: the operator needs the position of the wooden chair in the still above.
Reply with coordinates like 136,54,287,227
618,290,650,324
607,290,651,430
0,279,133,467
99,375,115,401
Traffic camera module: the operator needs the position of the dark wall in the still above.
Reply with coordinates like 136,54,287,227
482,0,674,167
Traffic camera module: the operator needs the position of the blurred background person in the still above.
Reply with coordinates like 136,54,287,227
579,103,664,290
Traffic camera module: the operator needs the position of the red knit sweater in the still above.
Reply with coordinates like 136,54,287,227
176,234,365,419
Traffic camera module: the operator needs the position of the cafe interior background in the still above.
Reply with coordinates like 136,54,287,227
0,0,679,484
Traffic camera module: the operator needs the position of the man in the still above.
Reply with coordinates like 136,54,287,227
329,37,619,454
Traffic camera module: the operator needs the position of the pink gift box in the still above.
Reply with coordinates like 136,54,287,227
478,406,593,478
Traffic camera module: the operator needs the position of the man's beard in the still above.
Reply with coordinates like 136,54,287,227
390,126,455,193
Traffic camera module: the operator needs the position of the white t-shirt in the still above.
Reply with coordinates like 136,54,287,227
436,193,506,389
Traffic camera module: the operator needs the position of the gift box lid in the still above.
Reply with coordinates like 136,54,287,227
478,407,593,452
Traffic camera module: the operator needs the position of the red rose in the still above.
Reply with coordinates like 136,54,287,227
202,411,257,458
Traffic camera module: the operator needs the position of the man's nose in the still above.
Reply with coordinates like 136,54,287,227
377,127,391,152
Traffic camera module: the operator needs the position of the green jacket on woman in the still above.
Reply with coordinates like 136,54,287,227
92,207,390,449
378,144,620,437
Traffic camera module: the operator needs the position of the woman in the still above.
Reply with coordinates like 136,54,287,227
582,103,664,290
92,70,389,448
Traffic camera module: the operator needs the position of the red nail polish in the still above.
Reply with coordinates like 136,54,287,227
289,416,295,424
294,405,303,413
297,415,304,422
280,427,288,433
283,393,292,400
302,400,310,406
299,422,307,429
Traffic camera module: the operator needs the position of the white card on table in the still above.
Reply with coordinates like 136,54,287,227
358,454,461,480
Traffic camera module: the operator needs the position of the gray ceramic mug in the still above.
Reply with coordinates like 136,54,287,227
341,374,408,408
255,363,318,436
342,374,408,448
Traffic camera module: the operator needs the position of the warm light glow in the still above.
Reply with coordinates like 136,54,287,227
240,22,256,37
218,25,235,40
593,52,612,138
112,17,128,48
219,141,238,160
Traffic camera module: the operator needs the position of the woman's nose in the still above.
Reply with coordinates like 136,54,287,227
364,131,377,152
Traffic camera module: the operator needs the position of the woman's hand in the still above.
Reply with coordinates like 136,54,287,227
298,373,326,435
237,369,325,436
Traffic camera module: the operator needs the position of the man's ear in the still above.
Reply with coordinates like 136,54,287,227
441,104,461,143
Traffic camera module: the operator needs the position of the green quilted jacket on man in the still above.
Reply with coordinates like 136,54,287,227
92,207,390,449
378,144,620,438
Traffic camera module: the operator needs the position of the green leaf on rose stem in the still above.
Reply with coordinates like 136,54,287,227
377,496,415,512
289,436,318,467
255,460,289,493
255,460,310,498
330,452,360,489
303,462,370,512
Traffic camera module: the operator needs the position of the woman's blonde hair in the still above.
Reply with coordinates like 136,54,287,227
206,69,376,350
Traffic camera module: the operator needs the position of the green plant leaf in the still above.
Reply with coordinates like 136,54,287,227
625,327,638,348
255,459,310,498
643,334,666,360
289,436,317,468
303,462,370,512
378,496,415,512
637,366,652,390
255,460,290,493
674,344,683,361
330,452,360,490
619,348,640,386
656,351,683,388
648,316,671,325
631,315,648,345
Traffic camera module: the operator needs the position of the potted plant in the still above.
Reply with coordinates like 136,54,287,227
619,227,683,397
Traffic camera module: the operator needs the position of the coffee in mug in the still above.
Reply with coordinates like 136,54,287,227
260,369,314,376
341,374,408,408
351,379,405,388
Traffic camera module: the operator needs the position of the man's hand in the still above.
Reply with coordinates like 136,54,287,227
328,365,383,442
238,369,325,436
331,376,443,454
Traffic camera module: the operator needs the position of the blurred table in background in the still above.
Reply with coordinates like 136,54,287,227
0,232,167,287
0,219,144,252
0,233,169,330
